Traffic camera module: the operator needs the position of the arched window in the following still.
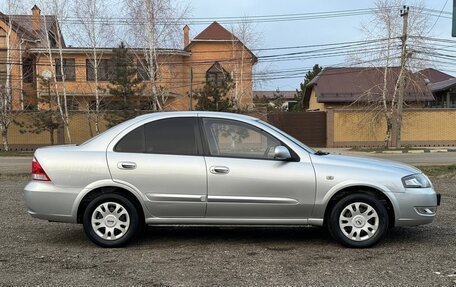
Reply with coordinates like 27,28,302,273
206,62,228,87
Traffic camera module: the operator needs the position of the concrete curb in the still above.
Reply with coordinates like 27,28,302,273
374,149,456,154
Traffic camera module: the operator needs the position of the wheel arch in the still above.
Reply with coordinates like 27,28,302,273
76,186,145,224
323,185,396,228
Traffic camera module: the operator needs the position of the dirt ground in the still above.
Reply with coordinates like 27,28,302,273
1,175,455,286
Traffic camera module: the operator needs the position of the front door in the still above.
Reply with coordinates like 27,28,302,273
107,117,207,218
201,118,315,219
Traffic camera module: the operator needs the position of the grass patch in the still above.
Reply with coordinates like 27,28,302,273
0,151,33,157
419,165,456,177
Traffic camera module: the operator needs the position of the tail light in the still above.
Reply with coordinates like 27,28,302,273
32,157,50,181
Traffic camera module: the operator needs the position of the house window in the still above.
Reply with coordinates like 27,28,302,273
86,59,113,81
48,31,57,48
0,50,7,84
22,58,34,83
137,59,149,80
137,59,158,81
67,98,79,111
206,62,228,87
0,27,6,47
55,59,75,81
89,99,109,110
450,93,456,108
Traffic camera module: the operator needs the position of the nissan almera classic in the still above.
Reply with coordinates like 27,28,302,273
24,111,440,248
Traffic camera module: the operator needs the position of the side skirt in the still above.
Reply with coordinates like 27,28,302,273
145,218,324,226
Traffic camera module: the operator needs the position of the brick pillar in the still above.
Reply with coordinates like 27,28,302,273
326,108,334,148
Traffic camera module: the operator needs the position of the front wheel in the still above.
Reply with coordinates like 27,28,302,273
328,193,389,248
83,193,141,248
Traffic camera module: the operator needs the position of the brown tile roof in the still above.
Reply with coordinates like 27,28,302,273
194,21,238,41
189,21,257,63
417,68,454,83
430,77,456,92
0,12,61,47
306,67,434,103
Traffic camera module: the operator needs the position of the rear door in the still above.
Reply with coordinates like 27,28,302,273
107,117,207,218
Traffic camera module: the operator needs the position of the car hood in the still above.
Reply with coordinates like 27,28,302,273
311,153,421,176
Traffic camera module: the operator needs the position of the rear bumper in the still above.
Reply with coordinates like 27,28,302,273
23,181,79,223
393,188,440,227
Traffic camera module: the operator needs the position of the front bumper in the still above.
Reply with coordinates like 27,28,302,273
23,181,79,223
393,188,440,227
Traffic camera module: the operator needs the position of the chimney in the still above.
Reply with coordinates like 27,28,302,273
183,25,190,48
32,5,41,31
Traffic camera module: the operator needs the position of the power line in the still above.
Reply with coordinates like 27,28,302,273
427,0,449,33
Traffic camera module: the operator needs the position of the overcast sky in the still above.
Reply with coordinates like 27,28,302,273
181,0,454,91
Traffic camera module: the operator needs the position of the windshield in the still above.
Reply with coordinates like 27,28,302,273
256,119,316,154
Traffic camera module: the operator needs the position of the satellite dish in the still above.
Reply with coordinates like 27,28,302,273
42,70,52,80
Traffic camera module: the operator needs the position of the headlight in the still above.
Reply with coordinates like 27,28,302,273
402,174,431,188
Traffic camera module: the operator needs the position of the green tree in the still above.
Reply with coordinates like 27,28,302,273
293,64,323,111
106,42,144,127
194,74,235,112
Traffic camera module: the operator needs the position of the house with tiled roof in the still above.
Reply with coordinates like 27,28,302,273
0,7,257,111
183,21,257,108
0,5,65,109
305,67,435,111
417,68,456,108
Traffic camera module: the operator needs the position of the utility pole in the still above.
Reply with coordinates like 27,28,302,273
189,67,193,111
393,5,409,148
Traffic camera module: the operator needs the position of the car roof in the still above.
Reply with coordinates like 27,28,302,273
80,111,259,150
135,111,258,122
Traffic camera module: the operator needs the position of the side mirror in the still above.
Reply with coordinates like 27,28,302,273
274,146,291,160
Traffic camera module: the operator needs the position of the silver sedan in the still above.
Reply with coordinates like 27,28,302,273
24,111,440,248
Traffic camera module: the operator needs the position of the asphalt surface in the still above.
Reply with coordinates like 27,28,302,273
1,174,455,286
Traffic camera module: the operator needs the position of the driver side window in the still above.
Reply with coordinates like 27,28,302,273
202,118,281,159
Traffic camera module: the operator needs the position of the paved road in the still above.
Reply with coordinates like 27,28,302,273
0,156,31,174
1,175,455,286
1,151,455,176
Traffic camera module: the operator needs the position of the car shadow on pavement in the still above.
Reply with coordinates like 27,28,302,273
139,226,334,245
37,224,435,248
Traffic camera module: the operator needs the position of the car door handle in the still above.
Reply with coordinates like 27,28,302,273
210,166,230,174
118,162,137,170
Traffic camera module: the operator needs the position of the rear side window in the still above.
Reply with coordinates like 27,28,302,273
115,126,145,153
114,117,198,156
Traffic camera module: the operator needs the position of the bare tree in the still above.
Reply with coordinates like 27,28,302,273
125,0,189,111
0,0,26,151
351,0,431,147
72,0,113,134
39,0,72,142
229,18,258,110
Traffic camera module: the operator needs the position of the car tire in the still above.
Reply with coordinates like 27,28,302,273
83,193,142,248
328,193,389,248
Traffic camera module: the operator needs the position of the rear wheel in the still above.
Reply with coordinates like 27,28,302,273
328,193,389,248
83,193,141,248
